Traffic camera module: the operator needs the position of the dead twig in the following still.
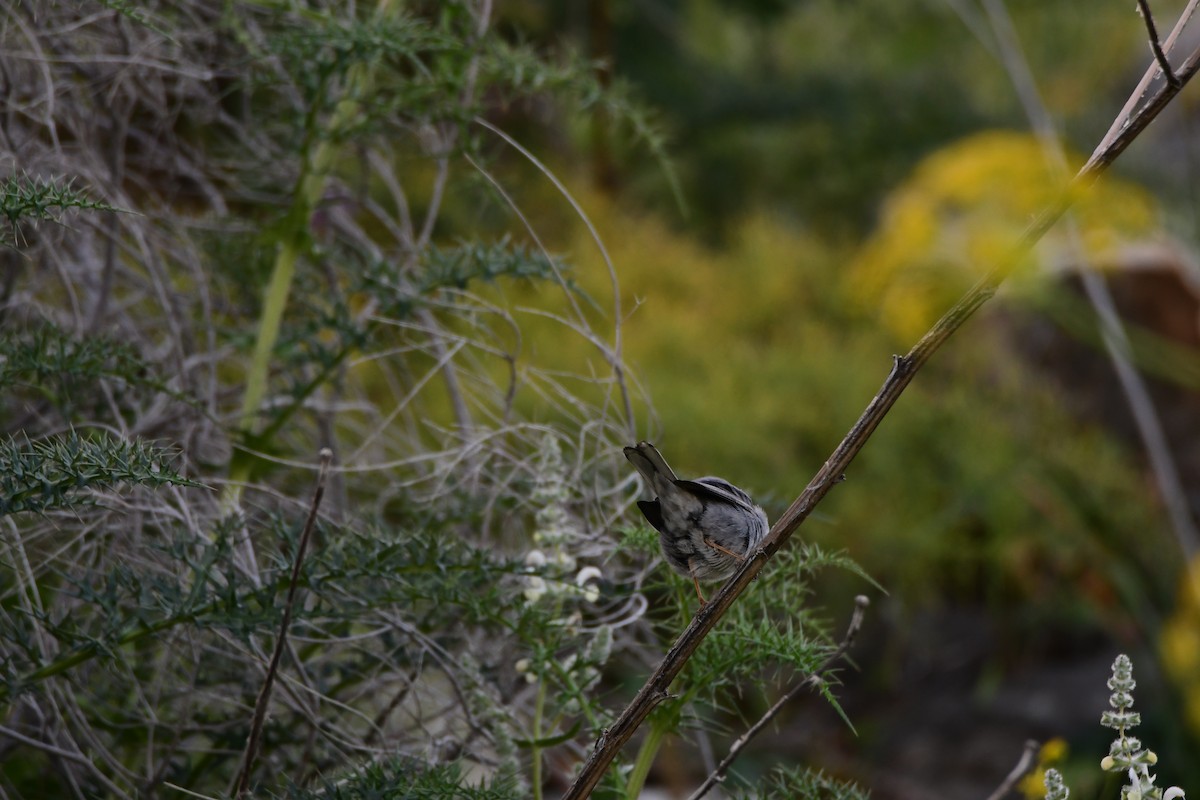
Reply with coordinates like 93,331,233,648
687,596,870,800
233,448,333,797
1136,0,1181,87
562,29,1200,799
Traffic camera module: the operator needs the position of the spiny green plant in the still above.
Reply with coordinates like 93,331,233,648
0,432,195,517
731,766,868,800
0,321,185,422
280,757,522,800
0,321,150,392
0,175,119,247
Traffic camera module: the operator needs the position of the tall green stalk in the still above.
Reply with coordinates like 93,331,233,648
531,677,547,800
624,711,674,799
220,0,394,515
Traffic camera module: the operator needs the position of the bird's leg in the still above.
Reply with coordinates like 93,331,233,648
688,560,707,605
703,537,745,561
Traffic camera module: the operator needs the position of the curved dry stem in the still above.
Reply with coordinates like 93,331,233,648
474,117,637,437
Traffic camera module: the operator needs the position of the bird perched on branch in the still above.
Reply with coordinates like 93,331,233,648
624,441,769,603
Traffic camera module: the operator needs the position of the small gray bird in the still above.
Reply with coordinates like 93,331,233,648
624,441,769,602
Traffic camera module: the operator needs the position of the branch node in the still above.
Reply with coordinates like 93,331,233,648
1136,0,1181,87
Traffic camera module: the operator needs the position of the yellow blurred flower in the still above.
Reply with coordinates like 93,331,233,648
849,130,1160,341
1160,557,1200,733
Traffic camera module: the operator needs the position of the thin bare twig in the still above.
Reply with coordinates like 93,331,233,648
562,29,1200,800
474,117,638,438
1080,271,1200,560
233,448,333,797
1136,0,1181,87
1096,0,1200,156
687,596,870,800
982,0,1200,558
984,739,1040,800
0,722,93,766
407,0,494,440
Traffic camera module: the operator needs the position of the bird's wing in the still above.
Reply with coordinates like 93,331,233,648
676,476,758,514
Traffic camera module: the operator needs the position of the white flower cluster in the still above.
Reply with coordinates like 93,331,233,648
521,435,603,606
1092,655,1185,800
522,549,603,604
1047,655,1186,800
513,435,616,710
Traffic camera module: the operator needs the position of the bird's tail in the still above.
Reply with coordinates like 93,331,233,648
623,441,677,486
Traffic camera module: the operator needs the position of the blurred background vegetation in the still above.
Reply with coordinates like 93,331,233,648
497,1,1200,789
4,0,1200,798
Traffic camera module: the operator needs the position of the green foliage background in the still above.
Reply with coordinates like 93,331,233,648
3,0,1200,797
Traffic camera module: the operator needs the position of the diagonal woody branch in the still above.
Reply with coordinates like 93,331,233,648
563,38,1200,800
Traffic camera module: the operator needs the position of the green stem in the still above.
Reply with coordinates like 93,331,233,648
220,0,394,515
242,341,356,454
612,582,695,798
531,677,546,800
1,612,193,703
624,712,672,800
0,562,300,702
